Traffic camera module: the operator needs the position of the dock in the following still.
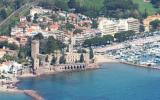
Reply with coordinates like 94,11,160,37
24,90,44,100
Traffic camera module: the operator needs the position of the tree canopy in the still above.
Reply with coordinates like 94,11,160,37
151,0,160,8
33,33,44,40
114,31,135,42
0,41,19,50
42,36,65,54
83,35,114,47
79,53,84,63
150,19,160,31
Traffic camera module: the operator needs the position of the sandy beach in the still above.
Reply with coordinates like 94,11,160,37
95,55,119,63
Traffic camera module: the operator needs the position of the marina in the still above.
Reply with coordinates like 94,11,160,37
107,41,160,67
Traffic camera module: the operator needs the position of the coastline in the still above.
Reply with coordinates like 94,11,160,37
95,54,160,70
1,55,160,100
0,87,44,100
0,62,101,100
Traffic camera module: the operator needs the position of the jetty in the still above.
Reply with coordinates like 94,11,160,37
24,90,44,100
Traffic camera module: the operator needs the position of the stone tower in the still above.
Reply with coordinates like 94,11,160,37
31,40,40,69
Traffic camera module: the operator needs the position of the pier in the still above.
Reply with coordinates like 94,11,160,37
24,90,44,100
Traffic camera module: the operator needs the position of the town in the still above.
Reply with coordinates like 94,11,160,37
0,0,160,99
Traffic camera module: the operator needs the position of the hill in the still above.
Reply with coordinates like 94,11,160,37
75,0,104,11
133,0,156,15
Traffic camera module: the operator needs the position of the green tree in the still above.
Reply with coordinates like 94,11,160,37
139,25,145,32
3,54,16,61
151,0,160,8
91,19,98,28
80,53,84,63
114,31,135,42
45,36,56,54
26,15,31,22
59,50,66,64
77,49,87,53
33,13,38,23
0,9,7,19
33,33,44,40
142,9,148,19
55,0,69,11
103,35,114,44
68,0,77,9
65,22,75,31
73,29,83,34
0,41,18,50
15,0,21,9
89,47,94,59
51,56,57,65
150,19,160,31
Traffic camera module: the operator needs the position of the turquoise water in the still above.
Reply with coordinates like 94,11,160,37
2,63,160,100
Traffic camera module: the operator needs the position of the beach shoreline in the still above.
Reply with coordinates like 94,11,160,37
95,54,160,70
0,62,101,100
1,55,160,100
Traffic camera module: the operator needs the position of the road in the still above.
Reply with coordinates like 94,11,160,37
0,0,39,28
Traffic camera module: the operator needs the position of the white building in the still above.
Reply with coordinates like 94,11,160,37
98,17,140,36
72,29,101,46
127,18,140,33
30,6,52,17
11,27,24,36
117,19,128,32
0,62,22,74
98,18,117,36
65,52,89,64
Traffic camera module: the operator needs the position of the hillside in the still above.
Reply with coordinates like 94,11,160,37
75,0,157,15
76,0,104,11
133,0,156,15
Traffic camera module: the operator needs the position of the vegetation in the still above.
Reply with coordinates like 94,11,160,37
33,13,38,23
77,49,87,53
18,38,32,59
91,19,98,29
84,31,136,46
133,0,156,15
38,0,69,11
79,53,84,63
37,0,155,18
65,22,75,31
114,31,135,42
83,35,114,47
0,41,19,50
2,54,16,61
150,19,160,31
0,9,7,19
139,25,145,32
40,36,65,54
51,56,57,65
73,29,83,34
0,0,33,35
33,33,44,40
89,47,94,59
104,0,140,18
151,0,160,8
59,50,66,64
0,54,17,63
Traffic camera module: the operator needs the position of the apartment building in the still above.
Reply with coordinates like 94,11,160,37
98,18,117,36
98,17,140,36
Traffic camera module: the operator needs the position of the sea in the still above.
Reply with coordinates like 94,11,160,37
2,63,160,100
